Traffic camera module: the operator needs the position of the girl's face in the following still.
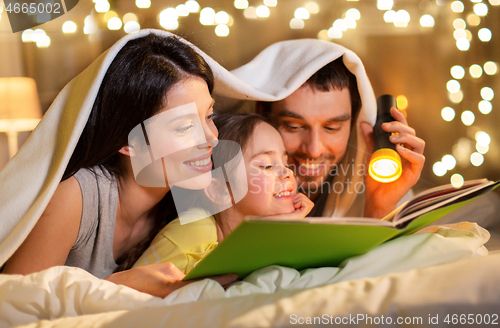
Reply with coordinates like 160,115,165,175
130,76,218,190
233,122,297,216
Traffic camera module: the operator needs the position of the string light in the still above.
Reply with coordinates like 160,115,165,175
451,1,464,12
22,29,34,42
185,0,200,12
394,10,410,27
234,0,249,10
107,17,122,30
478,100,492,114
290,18,305,29
442,155,457,170
478,28,492,42
124,21,140,33
377,0,394,10
451,174,464,188
433,162,447,176
176,4,189,17
441,107,456,121
305,2,319,14
264,0,277,7
456,38,470,51
243,7,257,18
256,5,270,17
327,27,342,38
470,152,484,166
473,3,488,16
484,62,498,75
447,80,461,93
215,24,230,37
294,7,310,19
466,13,481,26
199,7,215,25
62,21,77,33
215,11,230,24
461,111,475,126
420,14,434,27
449,90,464,103
136,0,150,9
346,8,360,20
469,64,483,78
383,10,396,23
480,87,494,101
451,65,465,79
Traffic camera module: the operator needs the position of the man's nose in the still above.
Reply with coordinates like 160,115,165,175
302,128,325,159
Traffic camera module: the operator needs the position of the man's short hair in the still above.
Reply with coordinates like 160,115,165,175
259,56,362,124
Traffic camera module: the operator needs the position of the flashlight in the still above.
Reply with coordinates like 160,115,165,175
368,95,402,183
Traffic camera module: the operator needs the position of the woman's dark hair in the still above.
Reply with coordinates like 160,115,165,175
62,33,214,270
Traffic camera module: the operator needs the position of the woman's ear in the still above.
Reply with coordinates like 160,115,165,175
204,178,233,206
118,145,135,156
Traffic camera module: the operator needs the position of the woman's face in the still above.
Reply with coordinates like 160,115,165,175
130,76,218,190
232,122,297,217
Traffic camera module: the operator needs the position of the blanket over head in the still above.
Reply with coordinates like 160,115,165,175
0,29,376,266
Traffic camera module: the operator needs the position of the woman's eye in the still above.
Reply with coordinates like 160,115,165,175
176,124,194,133
260,165,273,170
206,113,215,121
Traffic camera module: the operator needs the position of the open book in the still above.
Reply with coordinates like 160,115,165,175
185,179,499,280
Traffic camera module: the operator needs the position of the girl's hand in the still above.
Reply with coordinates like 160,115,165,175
105,262,238,298
267,193,314,219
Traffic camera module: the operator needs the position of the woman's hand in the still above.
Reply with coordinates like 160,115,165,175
267,193,314,219
360,107,425,219
105,263,238,298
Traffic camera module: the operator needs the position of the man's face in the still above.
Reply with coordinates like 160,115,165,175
269,84,352,197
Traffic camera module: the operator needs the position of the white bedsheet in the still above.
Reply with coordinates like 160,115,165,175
1,223,497,328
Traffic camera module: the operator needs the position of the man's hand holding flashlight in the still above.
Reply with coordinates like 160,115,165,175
360,107,426,219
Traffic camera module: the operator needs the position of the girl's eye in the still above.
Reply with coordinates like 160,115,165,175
261,165,273,170
176,124,194,133
207,113,215,121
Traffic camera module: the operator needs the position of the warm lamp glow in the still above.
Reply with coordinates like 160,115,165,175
0,78,42,158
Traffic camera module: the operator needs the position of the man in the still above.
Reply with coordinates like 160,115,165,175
226,40,425,219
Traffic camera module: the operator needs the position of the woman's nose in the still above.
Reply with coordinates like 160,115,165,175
198,124,218,149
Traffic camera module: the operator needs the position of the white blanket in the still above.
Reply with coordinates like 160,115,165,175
0,223,492,327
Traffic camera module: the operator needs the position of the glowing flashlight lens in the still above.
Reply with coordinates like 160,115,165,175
368,149,402,183
372,159,398,176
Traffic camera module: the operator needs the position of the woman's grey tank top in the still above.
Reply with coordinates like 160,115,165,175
65,167,119,278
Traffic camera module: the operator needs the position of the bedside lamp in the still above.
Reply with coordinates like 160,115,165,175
0,77,42,158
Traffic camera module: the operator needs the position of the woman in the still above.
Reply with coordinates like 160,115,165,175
2,33,236,297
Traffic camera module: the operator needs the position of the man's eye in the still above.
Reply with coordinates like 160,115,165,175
325,126,341,132
284,123,302,131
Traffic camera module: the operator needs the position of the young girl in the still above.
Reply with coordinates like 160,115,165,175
134,113,314,273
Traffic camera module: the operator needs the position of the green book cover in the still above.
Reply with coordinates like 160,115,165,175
184,180,499,280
